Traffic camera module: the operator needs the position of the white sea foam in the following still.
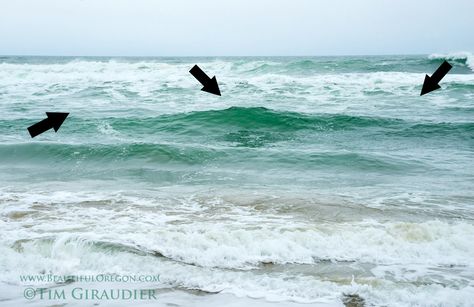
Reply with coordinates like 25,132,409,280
1,189,474,305
1,59,473,125
2,190,474,269
2,231,474,306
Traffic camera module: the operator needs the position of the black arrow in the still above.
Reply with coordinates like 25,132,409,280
27,112,69,138
420,60,452,96
189,65,221,96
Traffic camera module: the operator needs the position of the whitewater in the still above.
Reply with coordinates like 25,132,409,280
0,53,473,306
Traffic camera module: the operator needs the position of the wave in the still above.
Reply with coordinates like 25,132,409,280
152,107,402,132
245,59,323,74
429,51,474,71
2,187,474,306
7,219,474,270
1,108,472,156
74,107,474,140
4,229,474,306
0,142,224,165
240,54,474,75
3,107,406,137
1,54,473,78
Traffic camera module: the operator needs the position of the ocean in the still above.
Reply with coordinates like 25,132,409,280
0,53,473,306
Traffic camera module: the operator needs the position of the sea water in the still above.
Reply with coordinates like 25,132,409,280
0,53,473,306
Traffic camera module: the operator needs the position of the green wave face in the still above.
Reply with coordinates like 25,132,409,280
1,107,472,183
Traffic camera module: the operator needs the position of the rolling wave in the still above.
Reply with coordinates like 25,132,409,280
81,107,474,138
2,106,473,141
429,51,474,71
0,108,470,173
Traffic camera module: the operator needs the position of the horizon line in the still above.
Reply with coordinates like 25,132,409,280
0,53,436,58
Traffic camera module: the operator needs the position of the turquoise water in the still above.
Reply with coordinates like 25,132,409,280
0,54,473,306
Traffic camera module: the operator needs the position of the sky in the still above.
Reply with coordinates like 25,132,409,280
0,0,473,56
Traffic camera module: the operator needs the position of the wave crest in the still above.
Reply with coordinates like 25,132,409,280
429,51,474,71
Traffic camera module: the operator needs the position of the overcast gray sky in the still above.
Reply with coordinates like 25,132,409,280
0,0,473,56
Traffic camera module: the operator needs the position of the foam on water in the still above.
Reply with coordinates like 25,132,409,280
1,188,474,306
0,54,473,306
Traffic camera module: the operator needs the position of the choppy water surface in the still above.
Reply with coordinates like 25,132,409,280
0,53,473,306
